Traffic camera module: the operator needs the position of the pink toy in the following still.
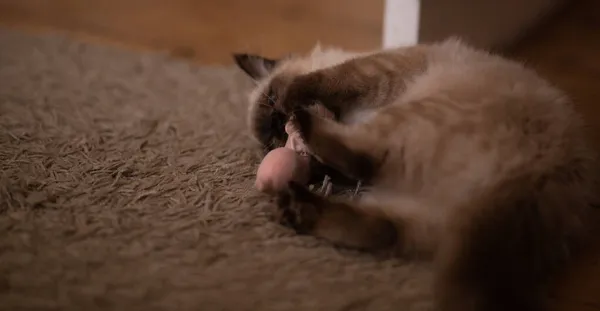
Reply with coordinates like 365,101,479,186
255,105,334,194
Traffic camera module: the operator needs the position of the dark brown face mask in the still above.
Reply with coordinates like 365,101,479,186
232,52,360,194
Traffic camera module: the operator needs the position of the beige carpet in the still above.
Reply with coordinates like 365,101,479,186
0,29,432,311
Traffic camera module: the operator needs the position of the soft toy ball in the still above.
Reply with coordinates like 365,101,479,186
254,147,310,194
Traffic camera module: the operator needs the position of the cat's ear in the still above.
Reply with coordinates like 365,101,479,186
233,53,279,80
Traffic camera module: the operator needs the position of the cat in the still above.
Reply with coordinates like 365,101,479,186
233,38,598,311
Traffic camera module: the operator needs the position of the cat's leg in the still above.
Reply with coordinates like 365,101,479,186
291,107,389,182
276,182,397,250
275,46,428,115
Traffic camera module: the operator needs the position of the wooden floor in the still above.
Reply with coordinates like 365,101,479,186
0,0,383,64
0,0,599,310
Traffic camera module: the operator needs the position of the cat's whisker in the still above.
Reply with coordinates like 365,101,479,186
262,139,282,154
257,102,273,109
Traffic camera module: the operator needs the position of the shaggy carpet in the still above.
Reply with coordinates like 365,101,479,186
0,29,433,311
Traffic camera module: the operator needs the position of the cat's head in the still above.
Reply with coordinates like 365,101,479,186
233,45,360,154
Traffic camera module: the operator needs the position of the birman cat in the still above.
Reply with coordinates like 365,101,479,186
233,38,598,311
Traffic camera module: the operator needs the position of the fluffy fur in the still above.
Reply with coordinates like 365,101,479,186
233,38,598,311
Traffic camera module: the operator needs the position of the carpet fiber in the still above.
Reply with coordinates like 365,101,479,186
0,29,432,311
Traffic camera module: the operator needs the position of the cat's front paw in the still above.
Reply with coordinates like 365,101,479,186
276,182,323,234
289,108,316,143
276,75,316,115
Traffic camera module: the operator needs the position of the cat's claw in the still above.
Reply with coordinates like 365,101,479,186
319,175,333,197
353,180,363,198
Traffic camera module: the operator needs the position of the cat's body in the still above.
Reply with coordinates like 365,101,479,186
234,38,597,311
